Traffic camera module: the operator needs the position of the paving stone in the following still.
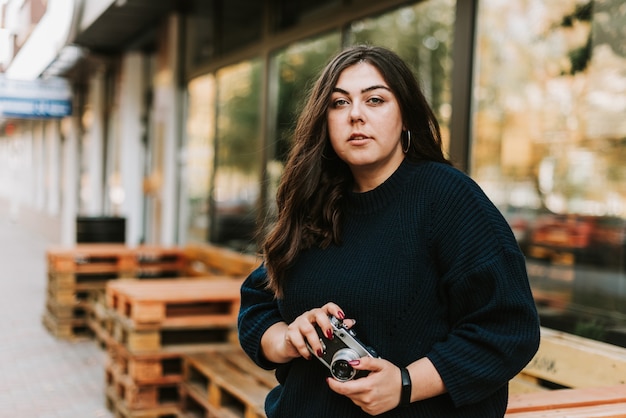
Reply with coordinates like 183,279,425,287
0,214,114,418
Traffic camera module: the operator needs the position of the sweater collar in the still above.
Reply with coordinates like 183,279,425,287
346,158,414,215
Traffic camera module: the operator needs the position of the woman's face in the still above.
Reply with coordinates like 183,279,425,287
327,62,405,191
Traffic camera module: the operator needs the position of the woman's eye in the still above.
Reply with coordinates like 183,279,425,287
368,97,384,105
333,99,349,107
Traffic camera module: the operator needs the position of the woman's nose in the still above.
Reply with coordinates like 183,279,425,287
349,102,364,123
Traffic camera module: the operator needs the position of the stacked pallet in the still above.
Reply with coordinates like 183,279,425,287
104,278,244,418
43,245,187,340
507,327,626,417
181,347,277,418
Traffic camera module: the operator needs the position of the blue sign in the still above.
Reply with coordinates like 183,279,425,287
0,77,72,118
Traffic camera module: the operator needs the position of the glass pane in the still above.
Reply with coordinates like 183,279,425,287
221,0,264,52
272,0,342,31
186,0,218,67
473,0,626,346
347,0,456,154
266,32,341,219
184,74,216,243
212,59,263,251
186,0,263,68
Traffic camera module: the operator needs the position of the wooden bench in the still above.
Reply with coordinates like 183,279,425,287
183,243,260,277
506,385,626,417
507,327,626,417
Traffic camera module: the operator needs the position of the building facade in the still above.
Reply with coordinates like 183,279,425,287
1,0,625,345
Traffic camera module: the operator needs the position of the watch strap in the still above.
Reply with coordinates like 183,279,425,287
399,367,412,407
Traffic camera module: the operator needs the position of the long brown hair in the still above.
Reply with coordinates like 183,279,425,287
263,45,451,297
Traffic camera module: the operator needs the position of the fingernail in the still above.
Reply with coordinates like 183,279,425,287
326,329,334,340
316,349,323,357
348,360,360,366
337,311,345,320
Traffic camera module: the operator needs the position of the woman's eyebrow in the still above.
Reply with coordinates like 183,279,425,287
332,85,391,95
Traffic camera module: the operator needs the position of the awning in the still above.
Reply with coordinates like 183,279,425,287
72,0,180,53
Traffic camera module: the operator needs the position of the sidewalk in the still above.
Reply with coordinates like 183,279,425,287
0,214,112,417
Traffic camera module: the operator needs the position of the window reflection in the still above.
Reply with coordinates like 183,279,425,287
266,33,341,220
184,75,215,243
473,0,626,345
272,0,342,31
212,60,263,251
347,0,455,153
186,0,264,67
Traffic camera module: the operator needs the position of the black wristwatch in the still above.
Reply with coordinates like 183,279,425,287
399,367,412,407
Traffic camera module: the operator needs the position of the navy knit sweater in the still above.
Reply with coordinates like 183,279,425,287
238,159,540,417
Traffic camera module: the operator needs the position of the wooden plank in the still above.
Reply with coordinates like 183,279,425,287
505,402,626,417
112,320,236,354
47,244,135,273
522,327,626,389
184,244,260,277
507,385,626,414
509,374,550,394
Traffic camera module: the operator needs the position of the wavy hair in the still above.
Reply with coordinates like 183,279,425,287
263,45,451,297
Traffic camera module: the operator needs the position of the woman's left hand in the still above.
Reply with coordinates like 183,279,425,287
326,356,403,416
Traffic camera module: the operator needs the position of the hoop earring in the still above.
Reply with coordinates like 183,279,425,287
402,130,411,154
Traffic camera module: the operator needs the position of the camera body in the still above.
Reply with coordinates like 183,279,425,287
307,315,378,381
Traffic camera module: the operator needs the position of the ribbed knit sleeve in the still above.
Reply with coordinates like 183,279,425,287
237,264,284,370
422,164,540,406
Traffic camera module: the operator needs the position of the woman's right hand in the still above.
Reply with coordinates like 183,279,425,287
261,302,351,363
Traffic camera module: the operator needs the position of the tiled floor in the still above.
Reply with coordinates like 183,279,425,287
0,216,113,418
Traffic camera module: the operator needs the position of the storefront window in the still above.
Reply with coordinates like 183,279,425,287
473,0,626,345
347,0,456,153
184,75,216,243
186,0,264,68
265,32,341,220
211,59,263,251
272,0,342,32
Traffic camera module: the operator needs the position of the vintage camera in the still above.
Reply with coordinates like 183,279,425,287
306,315,378,381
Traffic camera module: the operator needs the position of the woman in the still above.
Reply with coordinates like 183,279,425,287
238,45,540,417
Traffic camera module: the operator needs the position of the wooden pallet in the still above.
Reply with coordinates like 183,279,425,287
47,244,136,273
106,278,243,330
107,339,187,385
111,321,236,355
47,244,187,277
106,363,182,411
506,385,626,417
41,310,92,340
49,270,132,289
105,386,183,418
45,298,89,320
183,244,260,277
47,279,106,304
181,347,277,418
87,290,114,348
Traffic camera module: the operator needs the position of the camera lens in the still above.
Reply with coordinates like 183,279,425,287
330,348,360,381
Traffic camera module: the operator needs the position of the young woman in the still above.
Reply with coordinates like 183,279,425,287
238,45,540,417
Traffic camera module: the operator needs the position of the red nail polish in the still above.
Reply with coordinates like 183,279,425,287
348,360,360,366
316,349,323,357
326,329,334,340
337,311,345,320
